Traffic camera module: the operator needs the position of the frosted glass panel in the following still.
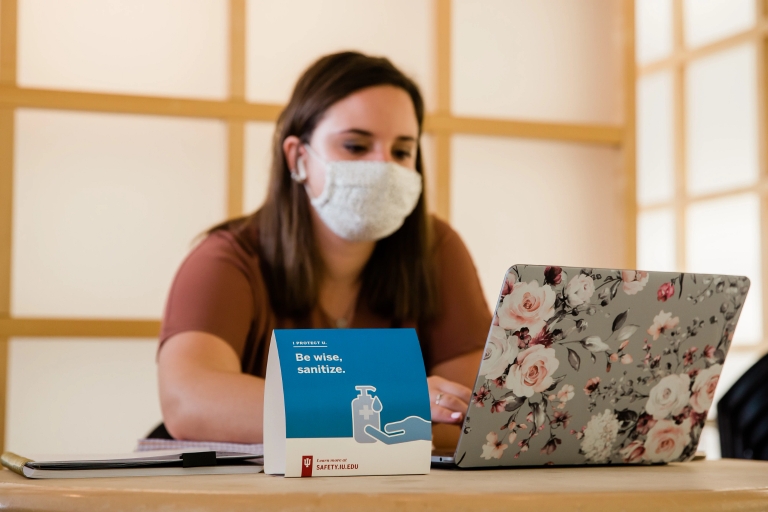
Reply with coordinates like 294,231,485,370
6,338,162,455
452,0,622,123
686,44,758,196
636,0,674,64
245,0,434,109
451,135,624,307
243,122,276,214
12,109,227,318
686,194,761,345
637,71,674,205
637,209,676,272
684,0,755,48
18,0,228,99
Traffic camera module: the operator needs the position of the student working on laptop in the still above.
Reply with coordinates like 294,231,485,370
155,52,490,445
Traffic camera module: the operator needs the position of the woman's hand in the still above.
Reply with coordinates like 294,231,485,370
428,375,472,424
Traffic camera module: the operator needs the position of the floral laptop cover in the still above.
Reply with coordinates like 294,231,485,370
456,265,749,467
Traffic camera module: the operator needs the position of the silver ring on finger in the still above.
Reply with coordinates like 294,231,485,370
435,393,443,406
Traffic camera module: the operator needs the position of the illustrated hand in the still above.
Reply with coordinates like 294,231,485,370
363,416,431,445
428,375,472,424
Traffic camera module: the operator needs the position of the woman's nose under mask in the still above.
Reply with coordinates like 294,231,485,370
293,144,423,242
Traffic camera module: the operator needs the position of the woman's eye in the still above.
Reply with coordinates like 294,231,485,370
343,144,368,154
394,150,413,160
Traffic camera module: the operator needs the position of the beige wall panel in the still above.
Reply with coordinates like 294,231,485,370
637,208,676,272
686,44,759,196
686,194,762,345
451,0,622,124
243,121,275,214
245,0,434,110
450,135,624,308
683,0,756,49
12,109,227,319
635,0,673,65
5,338,161,455
17,0,228,99
637,71,674,205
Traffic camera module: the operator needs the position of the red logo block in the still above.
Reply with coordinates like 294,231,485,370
301,455,313,477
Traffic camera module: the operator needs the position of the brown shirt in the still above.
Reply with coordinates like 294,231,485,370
159,216,491,376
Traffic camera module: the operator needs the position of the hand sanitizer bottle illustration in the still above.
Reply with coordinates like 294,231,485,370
352,386,382,443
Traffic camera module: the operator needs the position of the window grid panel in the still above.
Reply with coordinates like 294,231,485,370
5,337,162,455
11,109,228,319
636,0,674,65
450,134,624,310
637,71,675,205
637,208,677,272
245,0,434,110
685,43,759,196
685,193,762,345
452,0,623,124
683,0,756,49
17,0,229,99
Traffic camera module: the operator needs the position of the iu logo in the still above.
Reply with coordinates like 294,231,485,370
301,455,313,477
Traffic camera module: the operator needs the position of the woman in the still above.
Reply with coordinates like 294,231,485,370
156,52,490,446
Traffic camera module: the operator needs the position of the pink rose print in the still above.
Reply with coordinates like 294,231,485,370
490,398,507,414
584,377,601,395
621,270,649,295
620,440,646,463
565,274,595,307
472,385,490,408
497,280,556,334
703,345,717,364
647,310,680,340
541,437,561,455
480,431,508,460
550,410,572,429
635,413,657,435
505,345,560,398
646,373,690,420
530,328,555,349
500,269,518,297
513,328,532,349
657,282,675,302
557,384,575,403
544,266,563,286
683,347,698,366
690,364,722,413
643,419,691,462
480,326,520,380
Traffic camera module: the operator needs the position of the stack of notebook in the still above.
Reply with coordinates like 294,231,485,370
1,444,263,479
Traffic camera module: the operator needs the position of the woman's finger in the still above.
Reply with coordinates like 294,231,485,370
429,375,473,403
431,404,464,424
430,390,468,414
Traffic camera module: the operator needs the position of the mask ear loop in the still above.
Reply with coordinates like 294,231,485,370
290,144,324,183
290,155,308,183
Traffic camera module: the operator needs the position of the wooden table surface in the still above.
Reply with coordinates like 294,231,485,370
2,459,768,511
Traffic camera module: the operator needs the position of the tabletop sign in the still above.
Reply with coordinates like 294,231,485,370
263,329,432,477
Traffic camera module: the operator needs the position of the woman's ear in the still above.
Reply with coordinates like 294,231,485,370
283,135,303,176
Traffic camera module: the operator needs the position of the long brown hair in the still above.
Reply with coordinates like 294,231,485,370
211,52,437,323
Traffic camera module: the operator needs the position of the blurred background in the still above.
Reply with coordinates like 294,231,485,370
0,0,764,457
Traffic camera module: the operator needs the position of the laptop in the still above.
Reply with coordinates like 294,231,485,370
432,265,750,467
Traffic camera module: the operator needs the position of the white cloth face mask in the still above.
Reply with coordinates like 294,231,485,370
293,144,423,242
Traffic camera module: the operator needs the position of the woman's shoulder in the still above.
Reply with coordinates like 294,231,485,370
430,214,466,253
186,225,262,272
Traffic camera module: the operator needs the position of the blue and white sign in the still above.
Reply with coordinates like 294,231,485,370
263,329,432,477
